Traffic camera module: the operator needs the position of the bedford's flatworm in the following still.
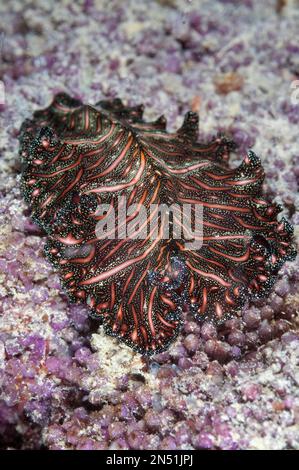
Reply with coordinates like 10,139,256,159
19,94,296,354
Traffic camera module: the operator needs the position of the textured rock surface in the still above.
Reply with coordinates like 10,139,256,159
0,0,298,450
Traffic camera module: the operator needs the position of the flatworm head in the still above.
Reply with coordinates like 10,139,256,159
19,93,297,354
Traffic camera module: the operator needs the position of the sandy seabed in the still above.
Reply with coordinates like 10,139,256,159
0,0,298,450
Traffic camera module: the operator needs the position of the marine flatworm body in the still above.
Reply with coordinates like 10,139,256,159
19,93,296,354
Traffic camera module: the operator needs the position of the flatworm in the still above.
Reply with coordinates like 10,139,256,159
19,93,297,354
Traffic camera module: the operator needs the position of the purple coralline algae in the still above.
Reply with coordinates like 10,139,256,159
0,0,298,450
